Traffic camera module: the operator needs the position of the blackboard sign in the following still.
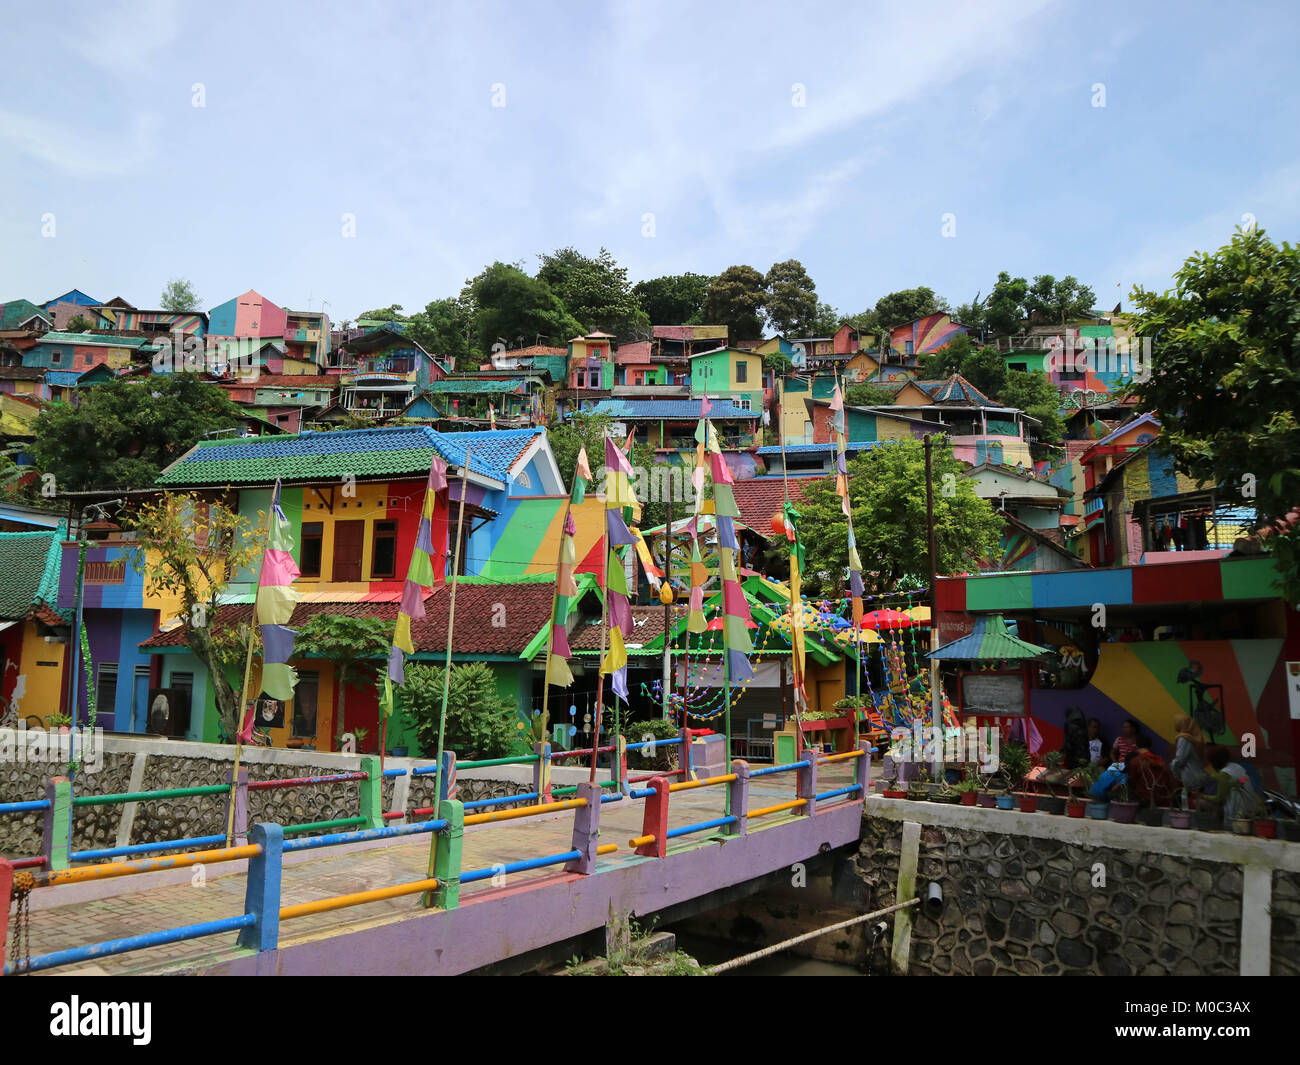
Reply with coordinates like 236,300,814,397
960,672,1026,717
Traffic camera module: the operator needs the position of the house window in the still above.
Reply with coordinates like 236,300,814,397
371,520,398,579
51,350,63,365
575,371,585,387
292,671,319,739
735,361,748,383
905,341,914,355
300,522,323,577
736,398,752,411
95,664,118,719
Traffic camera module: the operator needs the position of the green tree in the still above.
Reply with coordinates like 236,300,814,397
358,304,407,322
160,278,201,313
920,332,973,378
548,411,614,491
1128,226,1300,569
984,272,1030,337
537,247,649,340
872,287,946,332
701,265,767,340
958,346,1008,398
295,614,393,750
126,495,260,740
405,297,473,366
397,662,521,759
469,262,585,351
33,375,244,490
797,440,1003,593
997,371,1064,443
65,314,95,332
1025,274,1096,326
952,293,987,337
633,273,715,325
764,259,819,336
810,301,842,336
844,383,896,407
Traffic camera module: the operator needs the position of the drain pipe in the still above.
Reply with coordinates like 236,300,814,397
703,899,919,975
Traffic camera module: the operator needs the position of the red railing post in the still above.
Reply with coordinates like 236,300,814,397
635,777,669,858
0,856,13,953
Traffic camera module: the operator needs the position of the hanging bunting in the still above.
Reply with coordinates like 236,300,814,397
256,478,300,700
545,447,590,690
382,455,448,715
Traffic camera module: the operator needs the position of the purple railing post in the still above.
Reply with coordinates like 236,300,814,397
797,750,819,818
635,776,669,858
563,782,602,875
857,740,872,794
727,759,749,837
225,768,249,846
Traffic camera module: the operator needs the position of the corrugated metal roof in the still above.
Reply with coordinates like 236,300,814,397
755,441,893,455
926,614,1051,661
580,399,758,420
156,425,542,486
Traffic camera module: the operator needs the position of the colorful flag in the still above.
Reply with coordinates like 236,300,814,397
602,436,636,701
382,455,448,714
257,479,300,700
545,447,590,689
830,383,865,631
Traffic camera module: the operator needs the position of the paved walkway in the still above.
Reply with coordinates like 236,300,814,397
19,764,857,975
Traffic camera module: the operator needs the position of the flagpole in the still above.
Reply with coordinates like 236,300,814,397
432,448,472,827
777,399,809,753
225,505,273,848
590,543,608,784
540,506,566,789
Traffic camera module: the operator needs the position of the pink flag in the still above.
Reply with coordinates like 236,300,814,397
575,446,591,483
700,396,713,417
829,386,844,411
430,455,448,492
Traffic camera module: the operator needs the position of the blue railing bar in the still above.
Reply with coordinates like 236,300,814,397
624,738,684,752
599,793,625,804
747,760,811,778
665,815,738,840
814,785,863,802
461,849,582,884
283,818,449,853
71,834,227,863
463,792,539,810
382,768,407,778
0,799,52,814
410,765,441,776
629,787,655,799
4,912,255,976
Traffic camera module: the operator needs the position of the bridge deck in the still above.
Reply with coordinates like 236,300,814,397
19,764,858,975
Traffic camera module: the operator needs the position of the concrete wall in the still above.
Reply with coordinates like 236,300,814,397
860,798,1300,976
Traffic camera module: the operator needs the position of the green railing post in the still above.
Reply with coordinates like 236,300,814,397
42,777,72,872
359,755,383,830
429,800,463,911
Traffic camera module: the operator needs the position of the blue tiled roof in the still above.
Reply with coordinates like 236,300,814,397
156,425,541,486
579,399,759,420
755,441,892,455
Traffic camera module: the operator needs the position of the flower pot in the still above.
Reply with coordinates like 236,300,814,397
1281,821,1300,843
1086,801,1109,819
1018,794,1039,813
1109,800,1139,824
883,790,908,799
977,793,997,809
1066,800,1086,818
932,791,960,804
1230,818,1254,837
959,791,978,806
390,747,408,757
1168,809,1192,829
1038,796,1066,815
1254,819,1277,839
1195,811,1221,832
1136,806,1164,827
995,794,1015,810
906,789,929,802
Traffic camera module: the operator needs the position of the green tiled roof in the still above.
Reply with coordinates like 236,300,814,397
36,331,151,349
0,525,66,621
0,300,51,330
420,379,525,394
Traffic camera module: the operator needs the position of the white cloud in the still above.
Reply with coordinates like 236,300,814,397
66,0,183,75
0,109,158,178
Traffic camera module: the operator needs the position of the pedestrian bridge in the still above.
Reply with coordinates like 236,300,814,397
1,741,868,976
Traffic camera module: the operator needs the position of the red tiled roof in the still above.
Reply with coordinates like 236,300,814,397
570,605,667,650
138,581,561,656
731,477,817,537
28,602,68,628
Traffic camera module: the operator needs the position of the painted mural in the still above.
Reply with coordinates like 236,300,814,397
1030,639,1295,792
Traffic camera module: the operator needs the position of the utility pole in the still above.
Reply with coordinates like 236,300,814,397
924,433,943,781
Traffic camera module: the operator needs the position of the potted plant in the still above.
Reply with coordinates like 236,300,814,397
1038,751,1067,814
906,767,930,802
46,713,72,734
1068,763,1098,818
953,778,981,806
1108,779,1139,824
1255,817,1278,839
998,741,1033,812
932,780,961,804
1194,794,1222,832
882,772,906,800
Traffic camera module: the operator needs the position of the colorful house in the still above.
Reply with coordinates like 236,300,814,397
566,332,616,391
282,309,330,370
94,307,207,338
689,346,764,414
0,525,71,728
43,290,102,330
0,300,52,333
934,554,1299,793
337,325,444,419
25,331,152,374
888,313,966,359
580,398,760,451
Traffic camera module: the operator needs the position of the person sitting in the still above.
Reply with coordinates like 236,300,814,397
1203,745,1263,824
1110,718,1140,764
1086,717,1107,766
1089,760,1128,801
1126,744,1179,807
1169,715,1208,804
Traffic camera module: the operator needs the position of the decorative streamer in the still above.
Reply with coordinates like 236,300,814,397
544,447,590,691
830,384,865,634
256,479,301,700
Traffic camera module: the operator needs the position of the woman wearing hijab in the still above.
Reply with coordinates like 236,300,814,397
1169,714,1208,804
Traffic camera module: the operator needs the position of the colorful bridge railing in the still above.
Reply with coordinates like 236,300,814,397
1,743,870,976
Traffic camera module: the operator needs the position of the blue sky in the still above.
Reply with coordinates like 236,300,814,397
3,0,1298,323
